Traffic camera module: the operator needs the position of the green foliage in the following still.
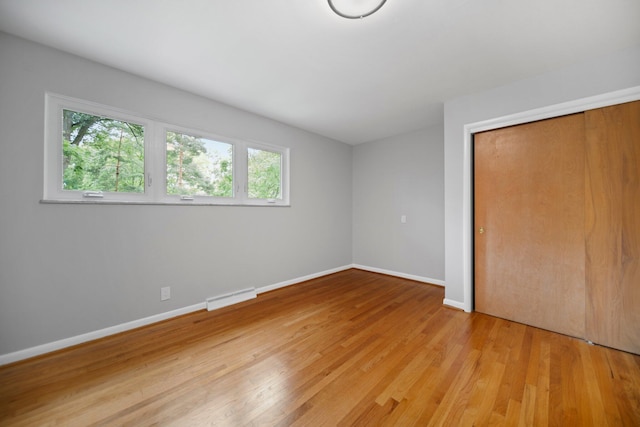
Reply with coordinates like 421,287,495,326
166,132,233,197
62,110,144,193
248,148,282,199
61,110,280,200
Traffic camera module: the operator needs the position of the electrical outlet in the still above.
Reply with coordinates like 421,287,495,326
161,286,171,301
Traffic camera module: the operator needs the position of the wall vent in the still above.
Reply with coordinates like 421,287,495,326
206,288,257,311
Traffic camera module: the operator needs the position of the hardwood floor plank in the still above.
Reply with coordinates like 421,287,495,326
533,339,551,426
519,383,537,427
1,269,639,426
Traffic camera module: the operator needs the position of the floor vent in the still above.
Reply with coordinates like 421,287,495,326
206,288,257,311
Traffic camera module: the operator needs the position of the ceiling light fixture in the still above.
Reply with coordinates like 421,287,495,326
328,0,387,19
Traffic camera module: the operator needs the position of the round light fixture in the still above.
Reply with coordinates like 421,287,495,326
328,0,387,19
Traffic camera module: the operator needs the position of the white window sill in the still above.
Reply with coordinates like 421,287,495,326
40,199,291,207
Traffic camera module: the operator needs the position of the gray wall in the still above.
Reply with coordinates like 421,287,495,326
353,126,444,282
8,27,635,358
444,45,640,308
0,33,353,355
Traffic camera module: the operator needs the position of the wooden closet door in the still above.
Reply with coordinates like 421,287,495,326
585,100,640,354
474,114,586,338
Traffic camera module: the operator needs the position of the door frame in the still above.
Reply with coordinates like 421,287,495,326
459,85,640,313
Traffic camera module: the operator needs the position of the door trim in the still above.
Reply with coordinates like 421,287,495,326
460,85,640,313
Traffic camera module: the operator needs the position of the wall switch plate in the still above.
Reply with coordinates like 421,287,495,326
401,215,407,223
161,286,171,301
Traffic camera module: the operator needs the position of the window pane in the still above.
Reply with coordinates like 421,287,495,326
166,131,233,197
248,148,282,200
62,110,145,193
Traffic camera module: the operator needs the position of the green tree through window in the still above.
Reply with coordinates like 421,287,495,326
62,110,144,192
248,148,282,199
166,131,233,197
48,95,289,205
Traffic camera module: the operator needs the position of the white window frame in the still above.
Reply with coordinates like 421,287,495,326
43,93,290,206
159,124,238,205
44,94,155,203
242,141,290,206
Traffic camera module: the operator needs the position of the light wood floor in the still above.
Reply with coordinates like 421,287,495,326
1,269,639,426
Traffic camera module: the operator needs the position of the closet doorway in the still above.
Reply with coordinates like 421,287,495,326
474,100,640,354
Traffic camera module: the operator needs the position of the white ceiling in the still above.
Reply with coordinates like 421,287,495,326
0,0,638,145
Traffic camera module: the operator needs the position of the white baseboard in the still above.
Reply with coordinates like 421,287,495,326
0,302,206,367
443,298,468,312
351,264,445,287
0,265,354,366
0,264,448,366
256,265,353,294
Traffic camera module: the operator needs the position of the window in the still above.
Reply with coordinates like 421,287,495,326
165,130,233,199
44,94,289,205
62,109,145,194
248,147,283,201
